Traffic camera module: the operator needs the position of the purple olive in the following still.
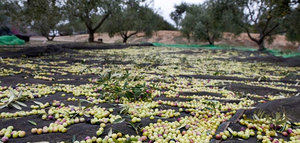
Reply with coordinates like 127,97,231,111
177,118,181,122
1,137,8,143
48,115,53,120
185,125,190,129
276,125,281,130
85,136,91,140
287,128,293,134
270,124,275,129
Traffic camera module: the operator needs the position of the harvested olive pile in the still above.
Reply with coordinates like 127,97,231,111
0,46,299,143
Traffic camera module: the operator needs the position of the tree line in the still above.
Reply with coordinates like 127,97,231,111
1,0,299,50
0,0,175,43
171,0,299,51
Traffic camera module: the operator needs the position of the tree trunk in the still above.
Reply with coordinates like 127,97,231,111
207,37,214,45
88,30,95,42
123,37,128,43
121,31,138,43
258,41,266,51
257,33,266,51
47,38,54,41
85,13,110,43
187,34,191,43
46,36,55,41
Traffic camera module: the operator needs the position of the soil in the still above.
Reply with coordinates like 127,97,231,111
29,31,300,51
0,44,299,143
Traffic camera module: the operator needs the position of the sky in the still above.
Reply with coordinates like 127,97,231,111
150,0,205,25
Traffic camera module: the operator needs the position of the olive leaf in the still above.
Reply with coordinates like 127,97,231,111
119,104,129,115
72,135,76,143
28,120,37,126
128,122,141,134
84,114,91,117
108,128,113,137
18,91,24,99
176,124,186,130
258,76,262,82
253,114,260,120
11,103,22,110
8,90,15,102
227,127,234,134
15,101,27,107
1,89,27,110
0,93,14,109
78,99,93,109
280,123,287,132
85,103,95,109
33,101,43,106
113,118,125,124
124,137,138,143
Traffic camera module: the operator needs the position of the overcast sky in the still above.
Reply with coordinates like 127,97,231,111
150,0,205,25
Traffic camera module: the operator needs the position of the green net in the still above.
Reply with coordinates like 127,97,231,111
152,43,300,58
264,49,300,58
0,35,25,46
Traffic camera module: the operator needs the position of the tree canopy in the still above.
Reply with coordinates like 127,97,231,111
179,0,242,45
104,1,157,43
234,0,297,50
0,2,8,26
1,0,62,41
27,0,62,41
64,0,121,42
170,3,189,29
1,0,298,46
285,4,300,42
174,0,298,49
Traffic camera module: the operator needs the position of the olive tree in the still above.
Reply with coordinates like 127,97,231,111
181,4,218,45
1,1,27,31
154,14,176,31
235,0,296,51
285,4,300,42
0,2,8,25
64,0,121,42
180,0,241,45
2,0,62,41
27,0,62,41
104,1,158,43
170,3,189,29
